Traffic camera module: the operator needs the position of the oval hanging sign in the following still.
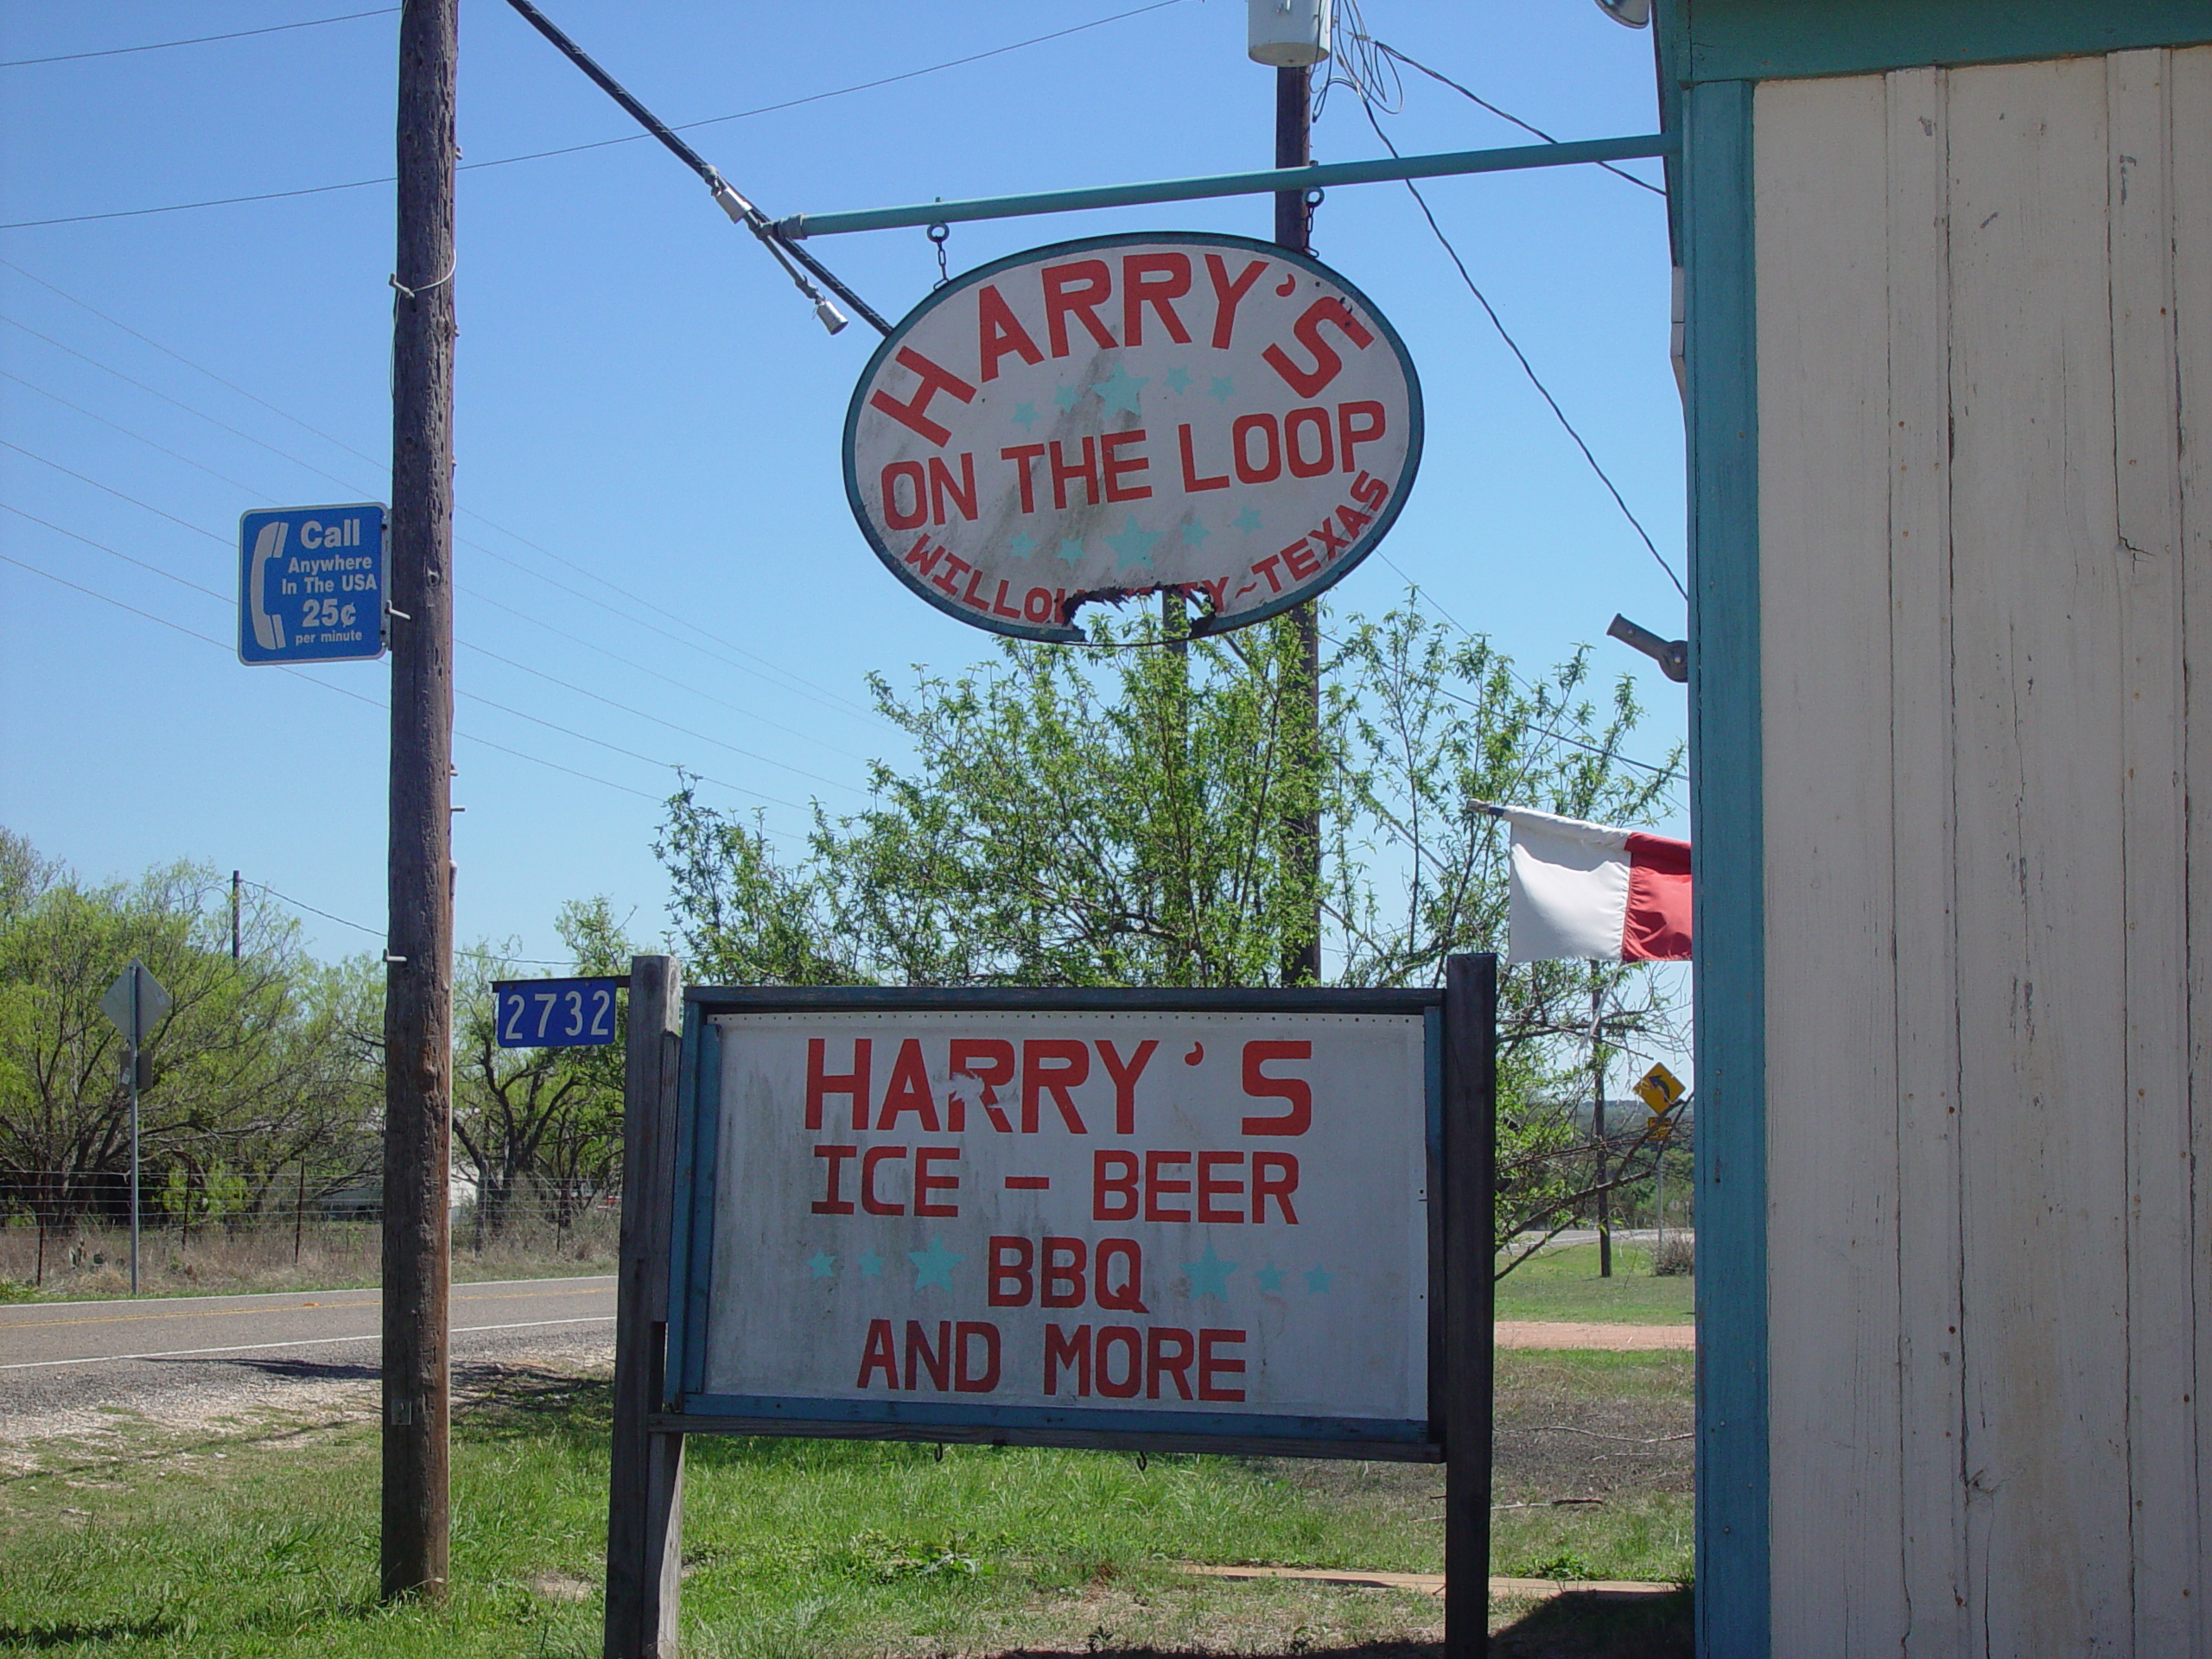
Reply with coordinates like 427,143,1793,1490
843,231,1422,641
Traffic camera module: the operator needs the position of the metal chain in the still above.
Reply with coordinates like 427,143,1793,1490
928,220,950,289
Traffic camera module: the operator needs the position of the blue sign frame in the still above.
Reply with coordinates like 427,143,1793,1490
237,502,387,665
493,977,624,1048
664,984,1449,1461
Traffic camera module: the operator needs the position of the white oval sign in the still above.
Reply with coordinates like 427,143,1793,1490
843,232,1423,641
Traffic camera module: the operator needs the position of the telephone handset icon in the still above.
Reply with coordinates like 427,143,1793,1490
249,520,288,651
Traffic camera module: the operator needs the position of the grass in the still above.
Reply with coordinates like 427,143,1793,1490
1491,1243,1696,1326
0,1351,1693,1657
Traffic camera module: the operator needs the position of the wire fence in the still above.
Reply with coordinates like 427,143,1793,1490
0,1171,622,1292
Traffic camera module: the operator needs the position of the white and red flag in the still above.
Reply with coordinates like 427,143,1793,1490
1488,804,1692,964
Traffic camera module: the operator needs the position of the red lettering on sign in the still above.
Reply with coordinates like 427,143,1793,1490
1351,469,1389,510
950,1038,1015,1133
1045,1324,1090,1395
1022,588,1056,624
861,1145,906,1215
1252,1151,1301,1223
902,534,944,578
1101,429,1151,502
1122,251,1193,346
988,1236,1034,1306
1094,1150,1138,1221
1096,1238,1147,1310
1242,1040,1313,1134
1233,413,1281,483
1309,513,1348,563
914,1146,961,1217
1178,423,1229,493
1147,1326,1195,1400
1335,503,1374,541
1198,1328,1248,1402
931,551,971,596
878,1039,940,1131
1281,537,1321,582
1145,1150,1192,1222
1198,1150,1245,1222
1284,406,1334,478
955,1321,1001,1392
929,453,977,524
857,1319,898,1389
1001,443,1046,513
1094,1039,1157,1134
977,283,1043,382
1249,553,1286,593
811,1144,857,1215
963,563,991,609
870,346,976,446
1205,254,1268,349
1096,1325,1142,1397
1197,576,1230,610
881,461,927,530
1022,1039,1090,1132
1042,259,1116,356
1049,436,1100,510
1041,1236,1087,1308
906,1319,950,1391
807,1038,871,1131
1262,297,1374,398
1338,401,1386,472
991,579,1022,619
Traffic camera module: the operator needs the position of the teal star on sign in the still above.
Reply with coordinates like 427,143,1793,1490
1011,400,1041,430
1304,1265,1334,1294
1254,1263,1285,1294
1105,517,1160,571
1208,375,1235,404
1052,383,1085,411
1005,532,1038,561
1181,520,1211,547
908,1236,965,1290
1091,364,1148,416
857,1250,885,1278
1231,505,1263,533
807,1251,837,1281
1185,1243,1239,1299
1056,537,1085,567
1163,365,1193,394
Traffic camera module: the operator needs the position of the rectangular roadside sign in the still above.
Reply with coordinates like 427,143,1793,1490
237,503,387,664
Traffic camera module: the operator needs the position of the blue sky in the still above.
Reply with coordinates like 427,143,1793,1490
0,0,1687,988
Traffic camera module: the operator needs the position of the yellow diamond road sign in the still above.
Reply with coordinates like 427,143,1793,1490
1634,1061,1684,1116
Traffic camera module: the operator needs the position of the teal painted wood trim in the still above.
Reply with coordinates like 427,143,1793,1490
1680,0,2212,83
1682,77,1768,1659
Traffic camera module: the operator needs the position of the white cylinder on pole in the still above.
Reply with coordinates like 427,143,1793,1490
1247,0,1332,67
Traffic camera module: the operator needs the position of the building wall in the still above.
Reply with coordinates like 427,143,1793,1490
1754,48,2211,1656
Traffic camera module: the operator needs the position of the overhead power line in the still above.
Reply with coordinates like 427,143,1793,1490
0,9,398,69
0,0,1186,231
0,299,895,730
1353,101,1689,602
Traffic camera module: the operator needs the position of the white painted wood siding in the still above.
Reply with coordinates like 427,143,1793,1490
1756,48,2210,1657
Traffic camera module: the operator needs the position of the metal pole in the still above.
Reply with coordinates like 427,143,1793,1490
1592,972,1611,1278
231,870,241,962
383,0,458,1603
1656,1141,1667,1255
128,960,141,1297
1276,63,1324,988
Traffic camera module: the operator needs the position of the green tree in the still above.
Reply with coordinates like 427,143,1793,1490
653,606,1688,1265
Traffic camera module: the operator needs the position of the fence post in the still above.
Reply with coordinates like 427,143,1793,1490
605,955,685,1659
1442,953,1497,1657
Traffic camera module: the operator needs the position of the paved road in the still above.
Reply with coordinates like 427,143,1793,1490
0,1275,615,1371
0,1276,616,1454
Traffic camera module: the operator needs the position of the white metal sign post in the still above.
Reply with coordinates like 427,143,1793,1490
843,232,1422,641
603,958,1496,1659
100,958,171,1297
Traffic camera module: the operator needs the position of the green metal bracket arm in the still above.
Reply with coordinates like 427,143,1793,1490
776,132,1676,239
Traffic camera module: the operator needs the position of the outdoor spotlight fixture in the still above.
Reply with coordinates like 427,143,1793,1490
1595,0,1652,26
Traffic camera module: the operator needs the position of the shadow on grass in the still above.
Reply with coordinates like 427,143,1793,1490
0,1616,175,1647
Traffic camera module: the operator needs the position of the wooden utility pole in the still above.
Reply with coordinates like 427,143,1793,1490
1276,63,1324,988
383,0,458,1603
1591,972,1611,1278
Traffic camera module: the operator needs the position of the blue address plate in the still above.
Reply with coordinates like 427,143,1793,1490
493,977,623,1048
